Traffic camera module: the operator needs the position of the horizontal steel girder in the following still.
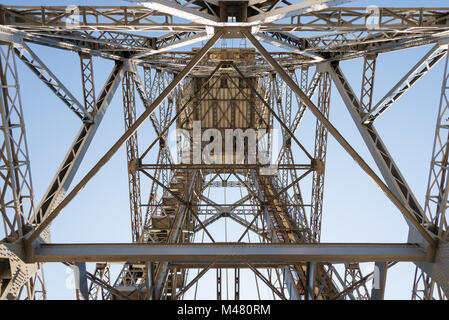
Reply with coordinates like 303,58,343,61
32,243,428,263
2,6,449,31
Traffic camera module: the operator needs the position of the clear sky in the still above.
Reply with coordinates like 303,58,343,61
4,0,448,299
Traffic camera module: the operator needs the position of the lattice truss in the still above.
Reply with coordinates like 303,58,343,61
0,0,448,300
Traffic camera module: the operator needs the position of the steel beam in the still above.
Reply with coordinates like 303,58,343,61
134,1,219,26
32,243,427,263
248,0,354,24
3,6,449,31
277,7,449,31
132,32,213,59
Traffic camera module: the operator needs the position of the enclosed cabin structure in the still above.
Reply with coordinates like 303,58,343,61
176,48,272,170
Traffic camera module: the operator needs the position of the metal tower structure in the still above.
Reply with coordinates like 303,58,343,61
0,0,448,300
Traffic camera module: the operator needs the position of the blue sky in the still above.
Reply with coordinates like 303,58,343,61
4,0,448,299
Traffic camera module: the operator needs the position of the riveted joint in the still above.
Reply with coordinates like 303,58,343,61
311,159,324,175
128,158,141,175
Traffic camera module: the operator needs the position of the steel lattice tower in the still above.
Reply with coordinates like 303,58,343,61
0,0,448,300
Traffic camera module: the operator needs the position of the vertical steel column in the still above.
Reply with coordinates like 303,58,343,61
141,66,175,236
79,53,96,115
217,268,222,300
422,46,449,242
235,268,240,300
412,48,449,300
146,262,154,300
306,262,316,300
273,73,289,189
0,43,46,300
74,262,88,300
371,262,387,300
122,70,143,242
310,72,331,242
0,44,35,239
360,54,377,113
